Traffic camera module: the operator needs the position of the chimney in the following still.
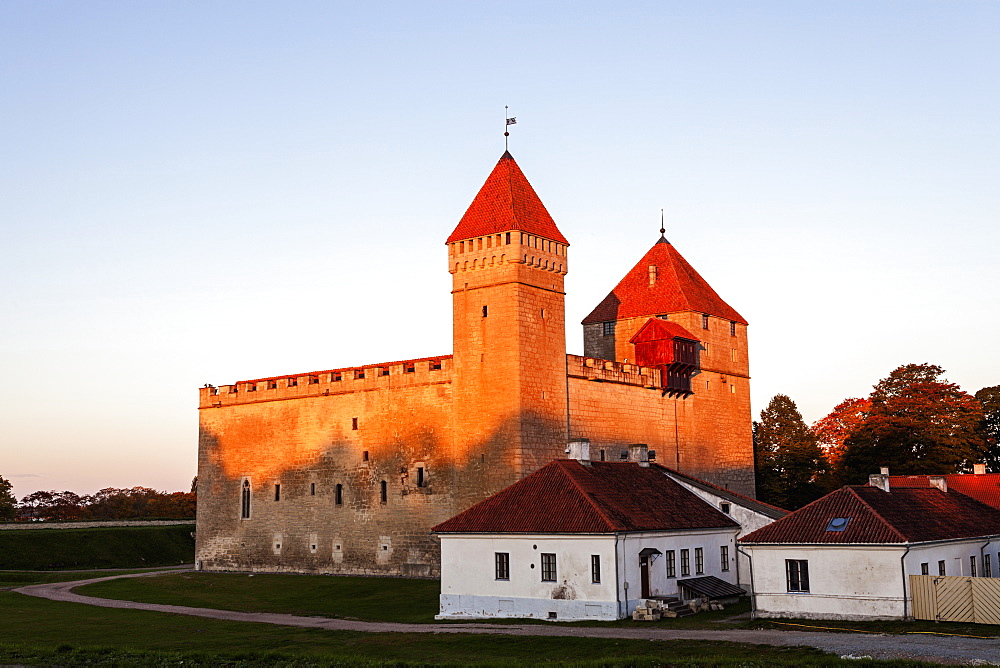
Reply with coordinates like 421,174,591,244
628,444,650,468
880,466,889,475
869,473,890,492
929,476,948,492
974,463,987,475
566,439,591,466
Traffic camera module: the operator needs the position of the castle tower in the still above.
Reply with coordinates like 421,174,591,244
447,151,570,499
581,234,754,494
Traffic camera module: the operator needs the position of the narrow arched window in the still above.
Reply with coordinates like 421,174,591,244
241,479,251,519
380,480,388,504
335,483,343,505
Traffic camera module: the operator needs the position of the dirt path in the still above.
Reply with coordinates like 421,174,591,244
14,571,1000,665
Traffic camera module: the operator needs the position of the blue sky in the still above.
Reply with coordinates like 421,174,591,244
2,1,998,499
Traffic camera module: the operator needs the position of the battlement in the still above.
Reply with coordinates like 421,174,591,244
566,354,661,389
199,355,452,408
448,231,567,276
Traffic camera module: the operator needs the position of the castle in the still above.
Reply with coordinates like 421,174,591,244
195,151,754,576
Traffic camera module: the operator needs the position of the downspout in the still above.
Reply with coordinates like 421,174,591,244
614,533,623,619
900,544,911,620
736,544,756,619
980,534,1000,575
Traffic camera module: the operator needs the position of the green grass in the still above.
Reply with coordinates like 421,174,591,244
0,568,181,589
80,572,441,624
0,591,932,666
0,525,195,570
749,614,1000,639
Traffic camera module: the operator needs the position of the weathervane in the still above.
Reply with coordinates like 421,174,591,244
504,106,516,150
660,209,667,240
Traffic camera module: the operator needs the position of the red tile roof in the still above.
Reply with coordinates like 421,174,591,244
582,238,747,325
889,474,1000,510
432,460,739,534
628,318,699,344
446,151,568,245
740,485,1000,545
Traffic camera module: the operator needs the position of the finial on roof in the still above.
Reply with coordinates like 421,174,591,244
504,105,516,151
659,209,668,243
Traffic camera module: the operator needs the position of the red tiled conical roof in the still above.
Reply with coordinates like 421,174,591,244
446,151,568,244
582,237,747,325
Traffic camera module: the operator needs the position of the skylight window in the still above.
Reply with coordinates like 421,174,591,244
826,517,850,532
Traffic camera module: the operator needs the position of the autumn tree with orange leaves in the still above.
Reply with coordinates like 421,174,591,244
838,364,984,483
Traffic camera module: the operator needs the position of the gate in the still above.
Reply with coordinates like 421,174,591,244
910,575,1000,624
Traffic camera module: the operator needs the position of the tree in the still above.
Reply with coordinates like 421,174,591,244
754,394,827,510
839,364,983,483
976,385,1000,472
811,397,871,469
0,476,16,521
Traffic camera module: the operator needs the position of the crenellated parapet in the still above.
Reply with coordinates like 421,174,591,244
448,231,567,275
566,354,661,389
199,356,452,408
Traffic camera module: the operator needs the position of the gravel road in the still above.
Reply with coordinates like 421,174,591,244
14,571,1000,665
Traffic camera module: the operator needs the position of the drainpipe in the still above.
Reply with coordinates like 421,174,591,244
614,533,622,619
736,544,756,619
900,544,911,620
980,534,1000,576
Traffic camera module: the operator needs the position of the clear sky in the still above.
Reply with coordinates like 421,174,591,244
2,1,998,500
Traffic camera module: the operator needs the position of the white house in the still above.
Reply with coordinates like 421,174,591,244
740,474,1000,621
432,442,772,621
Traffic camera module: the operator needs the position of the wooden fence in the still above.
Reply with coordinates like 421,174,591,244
910,575,1000,624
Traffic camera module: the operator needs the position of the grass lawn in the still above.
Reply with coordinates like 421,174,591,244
0,525,194,570
80,572,756,628
749,615,1000,639
0,587,920,667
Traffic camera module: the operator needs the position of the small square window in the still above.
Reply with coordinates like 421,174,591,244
404,363,415,373
921,562,929,575
602,321,616,336
720,502,731,514
332,371,342,382
268,380,277,389
377,367,389,377
309,376,319,384
430,360,442,371
287,377,298,387
355,369,365,380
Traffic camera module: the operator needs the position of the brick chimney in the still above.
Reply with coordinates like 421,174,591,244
566,439,591,466
628,444,650,468
929,476,948,492
974,463,987,475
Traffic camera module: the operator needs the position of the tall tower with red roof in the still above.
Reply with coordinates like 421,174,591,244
446,151,570,499
580,233,754,493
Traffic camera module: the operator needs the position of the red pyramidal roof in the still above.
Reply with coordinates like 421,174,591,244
447,151,568,245
582,237,747,325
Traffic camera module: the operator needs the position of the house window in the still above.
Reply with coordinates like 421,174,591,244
985,555,992,578
602,321,615,336
730,321,737,336
695,548,704,575
505,232,511,244
921,562,929,575
591,555,601,584
680,549,690,576
430,360,442,371
377,367,389,377
287,377,298,387
332,371,342,381
720,502,731,515
826,517,850,532
274,484,281,501
310,482,316,496
939,560,947,576
268,380,277,389
666,550,676,578
495,552,510,580
599,449,606,461
362,450,369,462
971,556,977,577
702,314,709,329
786,559,809,592
721,546,730,572
404,363,415,373
416,467,426,487
380,480,387,504
309,375,319,384
355,369,365,380
352,417,359,430
541,553,557,581
241,479,251,519
335,483,343,505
